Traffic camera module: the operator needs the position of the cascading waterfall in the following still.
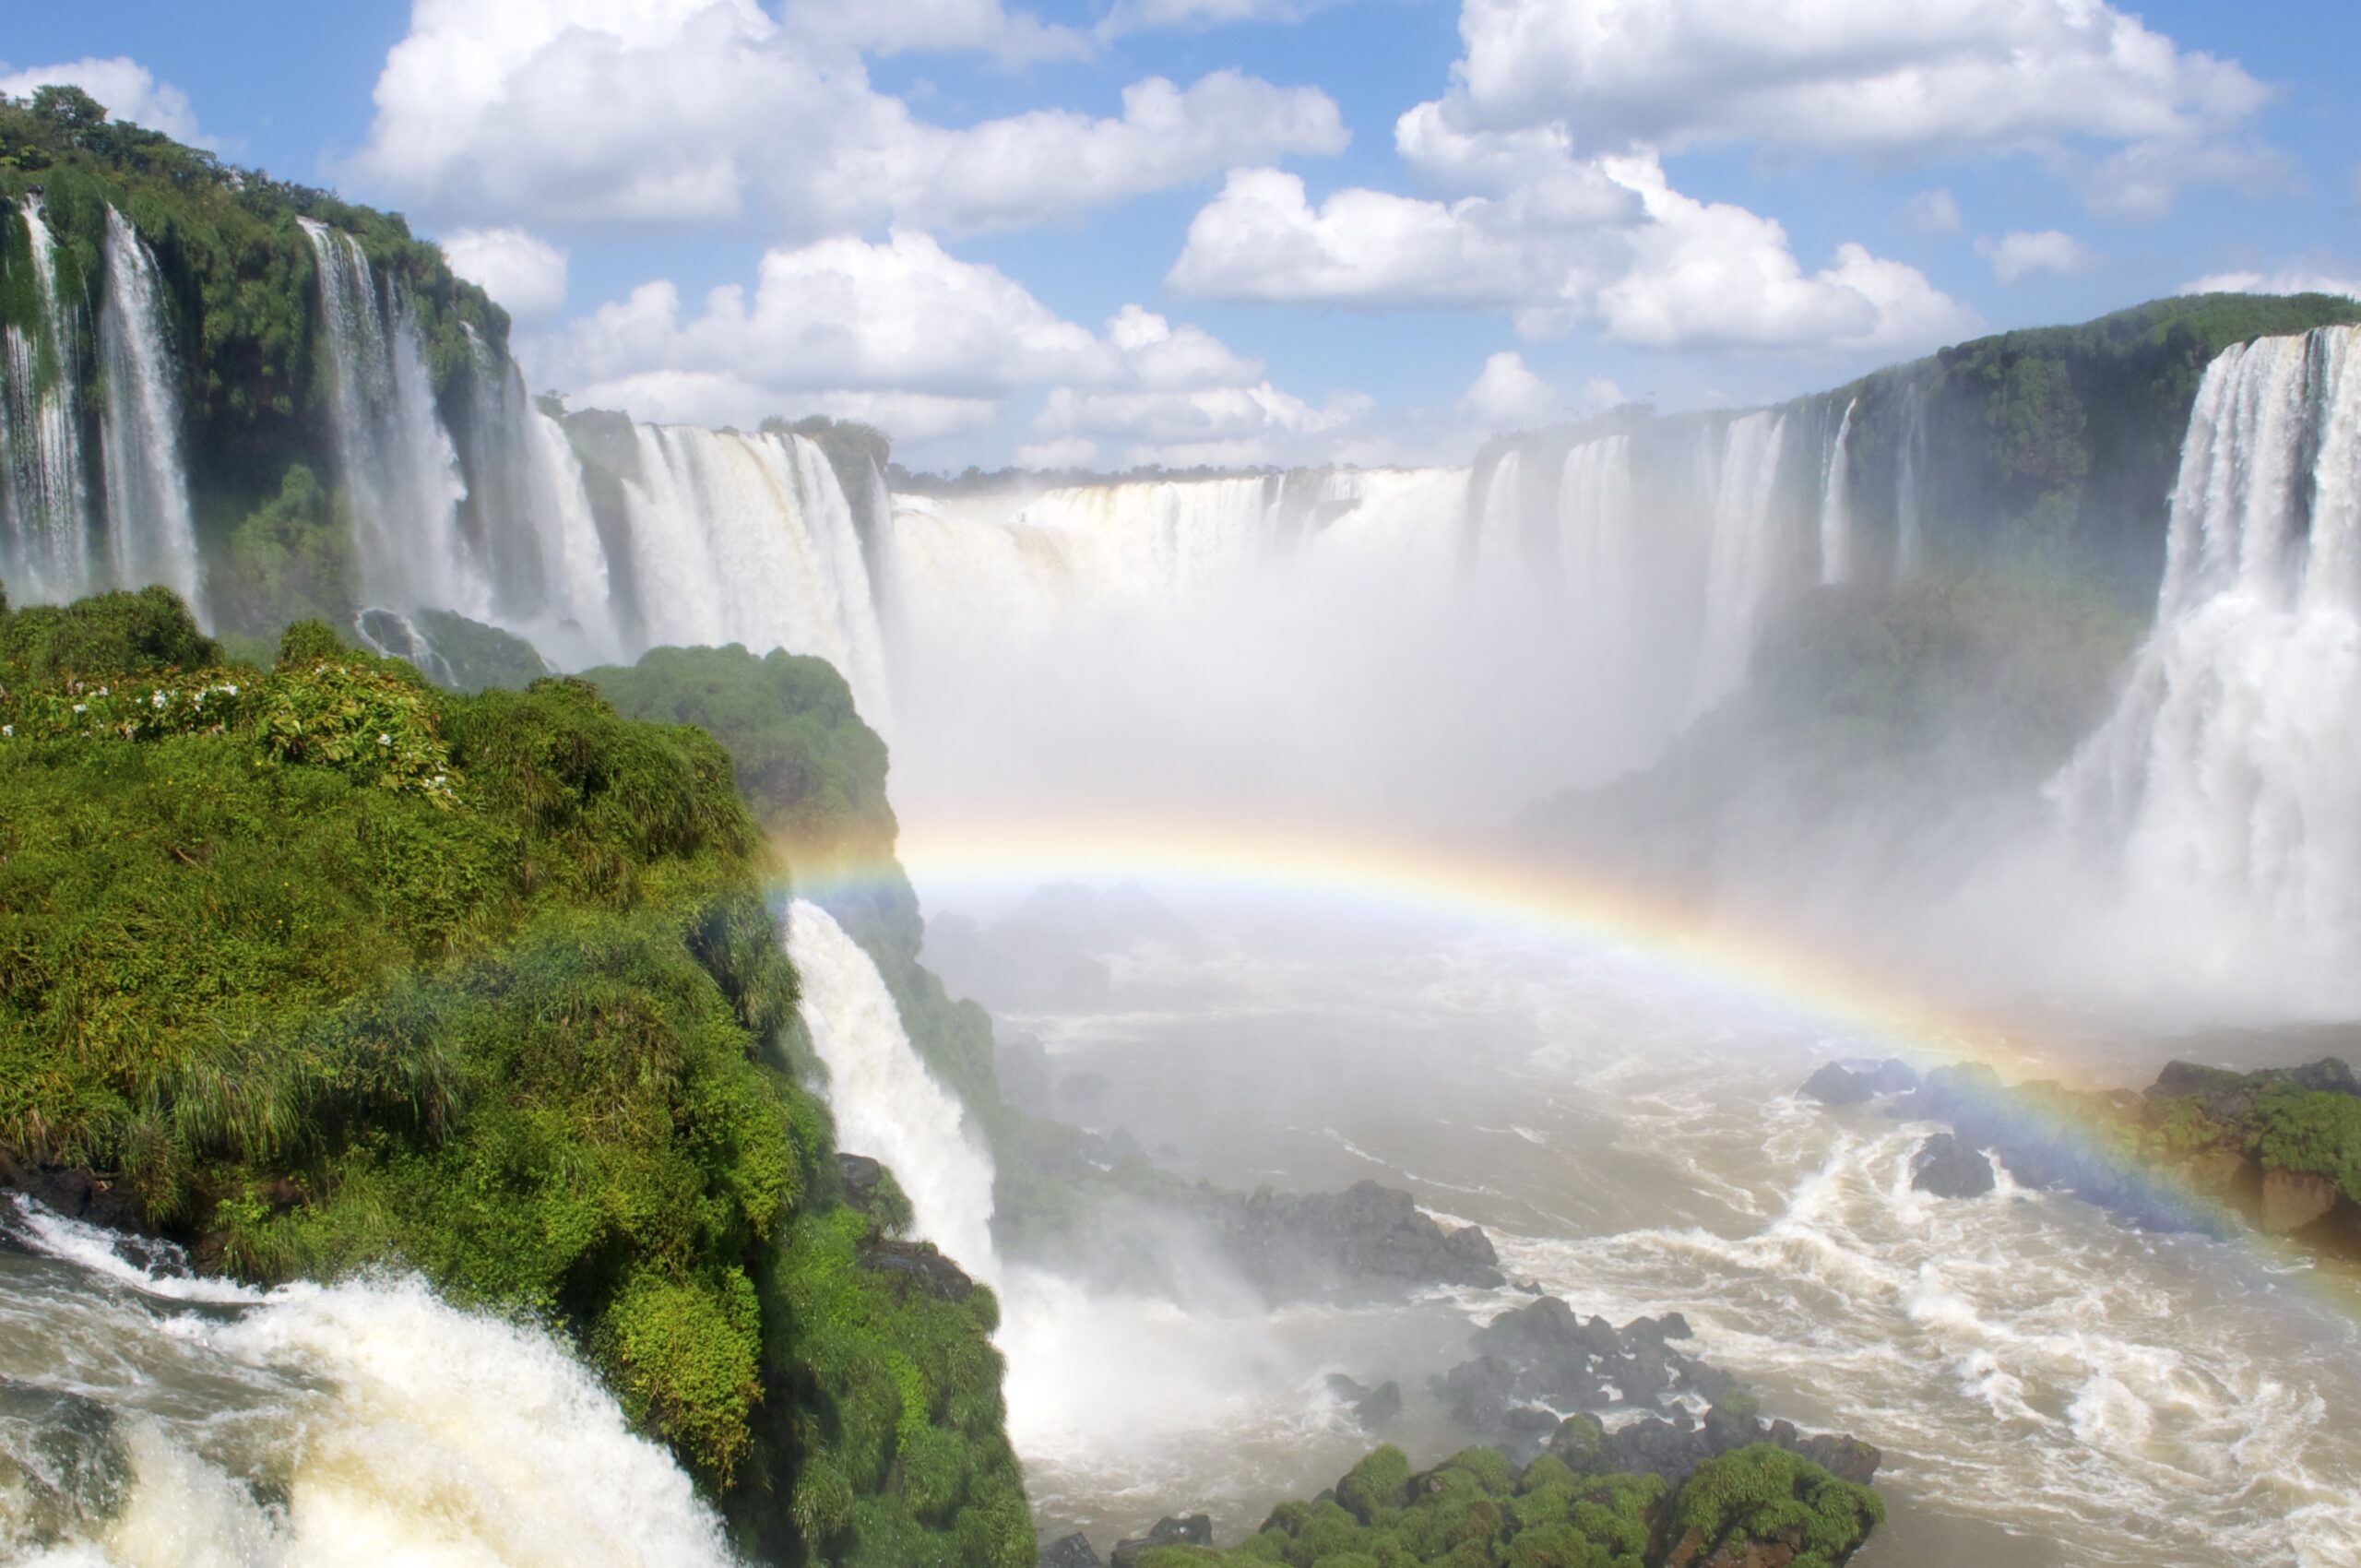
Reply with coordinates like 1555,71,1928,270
1896,382,1927,576
2053,325,2361,952
1818,398,1857,585
0,1195,737,1567
785,899,999,1278
0,197,93,604
301,218,486,624
1473,448,1525,572
97,205,203,618
622,425,892,728
1689,411,1793,718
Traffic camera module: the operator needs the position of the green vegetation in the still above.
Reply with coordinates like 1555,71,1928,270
409,608,553,693
2252,1089,2361,1198
0,587,1033,1563
1130,1441,1878,1568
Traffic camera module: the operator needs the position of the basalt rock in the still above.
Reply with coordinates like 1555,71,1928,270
1038,1532,1104,1568
1551,1398,1883,1491
1109,1514,1212,1567
1909,1133,1996,1198
1325,1373,1403,1431
1210,1179,1505,1301
856,1236,979,1303
1799,1059,1916,1106
2261,1170,2341,1235
1434,1295,1719,1443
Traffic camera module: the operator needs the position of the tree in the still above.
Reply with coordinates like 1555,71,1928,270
30,85,108,136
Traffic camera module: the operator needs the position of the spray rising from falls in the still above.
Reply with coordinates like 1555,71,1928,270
0,197,93,605
2053,324,2361,974
786,899,996,1277
0,1196,736,1568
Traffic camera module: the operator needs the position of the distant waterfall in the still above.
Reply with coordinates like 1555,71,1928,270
620,425,891,728
1690,411,1792,718
1473,449,1524,570
302,219,484,623
2054,326,2361,945
786,899,999,1278
1818,398,1857,585
98,205,203,617
0,197,92,603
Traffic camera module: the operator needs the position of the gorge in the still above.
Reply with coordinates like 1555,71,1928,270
6,88,2361,1568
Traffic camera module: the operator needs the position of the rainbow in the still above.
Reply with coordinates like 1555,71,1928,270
787,810,2361,1304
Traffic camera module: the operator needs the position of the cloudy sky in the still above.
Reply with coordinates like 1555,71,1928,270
11,1,2361,469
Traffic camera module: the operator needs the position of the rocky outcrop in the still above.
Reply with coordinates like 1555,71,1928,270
2261,1170,2341,1234
1797,1059,1918,1106
1109,1515,1212,1567
1909,1133,1995,1198
1325,1373,1403,1431
1038,1533,1104,1568
1204,1180,1505,1301
1549,1399,1881,1491
1430,1295,1727,1443
856,1236,980,1303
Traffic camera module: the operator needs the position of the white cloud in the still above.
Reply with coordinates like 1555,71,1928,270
352,2,1344,232
1170,154,1978,354
1460,351,1557,428
1015,436,1102,469
530,229,1359,463
1905,188,1964,234
778,0,1087,63
2184,268,2361,302
0,56,204,143
1439,0,2275,214
441,227,569,321
1098,0,1336,35
1975,229,2092,284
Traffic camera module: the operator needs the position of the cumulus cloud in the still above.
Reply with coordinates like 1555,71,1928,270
1975,229,2092,284
1170,153,1977,354
529,230,1360,463
351,1,1345,232
778,0,1087,62
1905,188,1964,234
1098,0,1337,35
1440,0,2275,213
2185,268,2361,302
441,227,570,321
0,56,204,143
1460,351,1557,428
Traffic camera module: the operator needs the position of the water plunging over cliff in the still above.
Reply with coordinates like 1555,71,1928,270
97,206,203,619
1818,398,1857,586
0,1196,737,1566
1690,411,1794,719
620,427,892,728
0,197,92,604
302,219,485,624
2053,325,2361,966
787,899,998,1277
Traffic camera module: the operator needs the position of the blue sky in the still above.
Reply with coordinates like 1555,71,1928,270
10,0,2361,469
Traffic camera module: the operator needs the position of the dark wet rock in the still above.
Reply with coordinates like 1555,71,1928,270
1910,1133,1996,1198
856,1237,978,1303
2262,1170,2341,1234
1554,1396,1884,1491
1110,1515,1212,1568
1787,1431,1884,1488
1325,1373,1402,1430
1799,1063,1875,1106
1436,1355,1519,1431
836,1153,885,1209
1857,1058,1921,1095
1209,1179,1506,1301
1442,1295,1716,1429
0,1156,149,1236
1038,1532,1104,1568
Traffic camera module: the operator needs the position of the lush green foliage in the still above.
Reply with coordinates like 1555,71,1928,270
2251,1089,2361,1201
1133,1440,1875,1568
0,588,1034,1561
412,608,552,693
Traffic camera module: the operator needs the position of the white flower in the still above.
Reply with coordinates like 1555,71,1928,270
223,683,239,695
1,724,12,737
71,704,87,714
378,732,391,746
151,690,169,709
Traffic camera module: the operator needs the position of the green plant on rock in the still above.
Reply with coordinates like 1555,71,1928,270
1665,1445,1883,1568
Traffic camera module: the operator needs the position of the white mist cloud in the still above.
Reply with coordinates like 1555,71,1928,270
1975,230,2093,284
352,1,1345,232
0,56,205,144
778,0,1088,63
441,227,570,322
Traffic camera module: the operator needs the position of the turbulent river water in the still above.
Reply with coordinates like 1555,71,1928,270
963,896,2361,1568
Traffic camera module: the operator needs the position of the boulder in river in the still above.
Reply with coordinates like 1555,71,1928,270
1110,1515,1212,1567
1910,1133,1996,1198
1038,1533,1104,1568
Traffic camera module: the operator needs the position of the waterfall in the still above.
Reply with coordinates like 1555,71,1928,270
786,899,999,1279
621,426,892,729
521,400,621,667
0,197,93,604
2053,325,2361,949
1818,398,1857,585
1689,411,1793,718
0,1195,737,1566
97,205,203,618
1560,434,1640,669
1896,382,1927,576
1473,448,1525,572
301,219,485,623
